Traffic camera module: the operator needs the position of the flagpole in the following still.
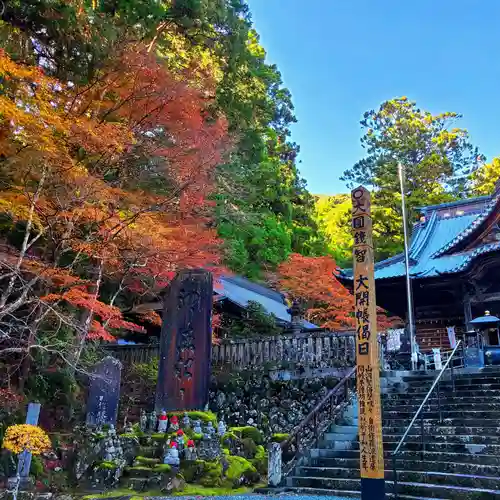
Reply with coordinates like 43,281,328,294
398,163,417,371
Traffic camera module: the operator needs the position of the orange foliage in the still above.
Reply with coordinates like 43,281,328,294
0,46,230,343
277,254,399,331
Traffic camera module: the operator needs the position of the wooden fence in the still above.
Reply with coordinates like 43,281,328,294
103,330,356,369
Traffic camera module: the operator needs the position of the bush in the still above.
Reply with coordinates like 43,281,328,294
30,455,44,477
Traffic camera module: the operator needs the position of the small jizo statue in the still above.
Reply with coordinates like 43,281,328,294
182,412,191,429
148,410,157,433
193,420,202,434
163,441,180,466
169,415,180,432
157,410,168,433
184,439,197,461
175,429,185,451
204,421,216,440
217,419,226,437
139,410,147,432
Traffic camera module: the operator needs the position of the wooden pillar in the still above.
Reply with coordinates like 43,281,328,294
351,186,385,500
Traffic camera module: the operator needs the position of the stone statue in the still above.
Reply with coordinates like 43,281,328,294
124,422,134,434
148,410,157,433
175,430,185,451
103,437,116,462
217,419,226,437
139,410,147,432
157,410,168,433
163,442,180,466
169,415,180,432
182,412,191,429
193,420,202,434
204,421,215,440
184,440,197,461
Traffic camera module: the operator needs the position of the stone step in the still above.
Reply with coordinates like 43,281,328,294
383,395,500,404
287,476,500,499
383,409,500,420
380,425,500,436
310,457,500,477
325,433,500,446
322,439,500,454
390,375,500,386
387,383,500,393
310,448,500,466
382,418,500,428
384,389,500,398
383,402,500,412
381,434,500,445
297,466,500,490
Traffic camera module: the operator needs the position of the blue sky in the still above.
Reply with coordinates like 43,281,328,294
246,0,500,194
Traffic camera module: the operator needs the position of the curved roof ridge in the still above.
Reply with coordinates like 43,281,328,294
409,209,438,261
417,195,491,212
432,193,500,258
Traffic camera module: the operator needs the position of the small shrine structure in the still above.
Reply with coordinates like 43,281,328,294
340,181,500,354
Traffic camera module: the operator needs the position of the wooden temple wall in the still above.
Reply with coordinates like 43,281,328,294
416,319,465,352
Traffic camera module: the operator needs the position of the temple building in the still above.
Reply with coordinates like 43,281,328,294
340,181,500,354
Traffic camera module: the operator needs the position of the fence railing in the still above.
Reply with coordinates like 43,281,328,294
103,330,356,368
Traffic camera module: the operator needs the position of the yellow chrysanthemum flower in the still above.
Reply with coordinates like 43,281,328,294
2,424,51,455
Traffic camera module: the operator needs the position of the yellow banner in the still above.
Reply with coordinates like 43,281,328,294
351,186,384,480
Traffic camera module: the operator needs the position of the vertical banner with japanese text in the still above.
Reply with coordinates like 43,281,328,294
352,186,385,499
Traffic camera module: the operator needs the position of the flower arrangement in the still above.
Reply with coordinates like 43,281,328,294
2,424,51,455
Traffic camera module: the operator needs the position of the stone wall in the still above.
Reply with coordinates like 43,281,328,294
208,368,341,439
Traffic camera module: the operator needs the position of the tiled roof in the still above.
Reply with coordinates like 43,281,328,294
340,194,500,281
216,276,318,329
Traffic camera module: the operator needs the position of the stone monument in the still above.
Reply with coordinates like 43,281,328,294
86,357,122,427
155,269,213,411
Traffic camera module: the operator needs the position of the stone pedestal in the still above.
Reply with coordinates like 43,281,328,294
268,442,282,487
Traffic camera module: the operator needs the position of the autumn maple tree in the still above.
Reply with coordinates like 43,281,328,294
277,253,398,331
0,44,230,377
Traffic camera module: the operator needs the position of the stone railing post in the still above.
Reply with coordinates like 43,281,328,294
268,442,282,487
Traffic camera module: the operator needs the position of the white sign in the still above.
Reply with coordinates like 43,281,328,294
432,348,442,370
447,326,457,348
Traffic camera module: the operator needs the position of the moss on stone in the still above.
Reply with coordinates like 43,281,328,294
180,460,203,482
271,433,290,443
198,460,223,487
152,463,171,473
251,445,268,474
97,461,118,470
168,410,217,424
229,426,263,444
193,432,203,441
135,456,159,466
173,484,251,496
119,433,137,439
151,433,167,441
223,455,258,487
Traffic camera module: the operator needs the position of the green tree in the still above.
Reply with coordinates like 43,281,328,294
341,97,483,258
471,158,500,195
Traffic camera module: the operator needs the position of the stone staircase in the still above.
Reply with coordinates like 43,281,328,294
284,367,500,499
